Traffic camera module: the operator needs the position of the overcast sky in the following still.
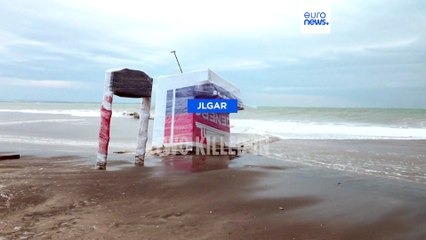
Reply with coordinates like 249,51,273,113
0,0,425,108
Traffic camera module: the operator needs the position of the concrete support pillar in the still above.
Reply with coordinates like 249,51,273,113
96,72,113,170
135,97,151,165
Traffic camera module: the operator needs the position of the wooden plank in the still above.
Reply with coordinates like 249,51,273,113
110,68,153,98
0,154,20,161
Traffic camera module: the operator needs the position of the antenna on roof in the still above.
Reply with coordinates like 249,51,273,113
170,50,183,74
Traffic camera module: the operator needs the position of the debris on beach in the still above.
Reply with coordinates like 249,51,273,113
0,154,20,161
96,68,152,170
123,111,140,119
96,68,244,169
113,151,133,154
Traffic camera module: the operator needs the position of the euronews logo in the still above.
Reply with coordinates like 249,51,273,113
300,4,331,34
304,12,329,26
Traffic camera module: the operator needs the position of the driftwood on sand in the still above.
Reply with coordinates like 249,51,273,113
0,154,20,161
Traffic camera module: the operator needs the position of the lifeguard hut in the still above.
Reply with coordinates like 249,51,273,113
152,69,244,153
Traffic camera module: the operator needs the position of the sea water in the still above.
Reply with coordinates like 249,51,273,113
233,107,426,139
1,102,425,139
1,102,425,183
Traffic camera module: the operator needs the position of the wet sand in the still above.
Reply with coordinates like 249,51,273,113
1,154,426,239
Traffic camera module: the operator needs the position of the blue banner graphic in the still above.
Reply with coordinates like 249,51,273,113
188,99,238,113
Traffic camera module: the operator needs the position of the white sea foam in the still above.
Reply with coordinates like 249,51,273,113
231,119,426,140
0,134,134,149
1,107,425,140
0,109,129,117
0,119,84,125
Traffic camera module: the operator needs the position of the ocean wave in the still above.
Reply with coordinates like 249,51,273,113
0,109,131,118
0,134,135,149
231,119,426,140
0,119,84,125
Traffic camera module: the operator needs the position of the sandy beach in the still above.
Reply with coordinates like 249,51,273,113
1,148,426,240
1,106,426,239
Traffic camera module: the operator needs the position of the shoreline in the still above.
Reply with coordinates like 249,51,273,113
2,138,426,184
